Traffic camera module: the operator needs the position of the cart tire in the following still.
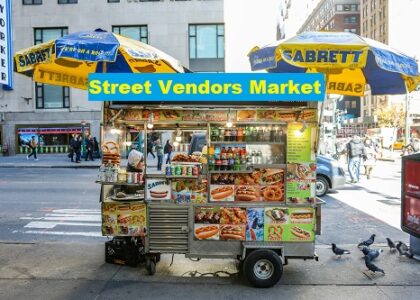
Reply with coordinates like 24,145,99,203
243,249,283,288
145,257,156,275
316,176,329,197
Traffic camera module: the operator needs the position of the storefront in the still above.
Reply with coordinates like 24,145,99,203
16,124,90,154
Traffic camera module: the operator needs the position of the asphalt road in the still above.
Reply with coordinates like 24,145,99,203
0,168,105,243
0,165,409,244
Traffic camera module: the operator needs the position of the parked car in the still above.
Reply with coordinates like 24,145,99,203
188,133,207,155
316,155,346,197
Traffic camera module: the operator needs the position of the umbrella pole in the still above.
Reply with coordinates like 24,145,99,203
317,94,326,155
103,62,107,73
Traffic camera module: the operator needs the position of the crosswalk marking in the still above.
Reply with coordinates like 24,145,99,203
18,208,104,238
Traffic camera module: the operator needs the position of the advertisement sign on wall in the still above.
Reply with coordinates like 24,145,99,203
0,0,12,89
402,158,420,237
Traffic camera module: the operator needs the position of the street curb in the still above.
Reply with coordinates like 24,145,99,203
0,165,99,169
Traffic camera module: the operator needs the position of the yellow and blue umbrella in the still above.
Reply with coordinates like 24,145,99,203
249,31,420,96
14,29,187,90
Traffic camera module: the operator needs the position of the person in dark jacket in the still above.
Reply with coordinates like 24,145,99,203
147,138,155,159
164,139,173,164
93,137,100,158
68,134,76,162
346,135,367,183
73,134,82,163
85,136,94,161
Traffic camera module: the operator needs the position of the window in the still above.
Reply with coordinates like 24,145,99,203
344,28,357,33
344,16,357,24
351,101,357,109
58,0,77,4
336,4,343,11
34,27,70,109
189,24,224,59
23,0,42,4
112,25,148,43
108,0,120,2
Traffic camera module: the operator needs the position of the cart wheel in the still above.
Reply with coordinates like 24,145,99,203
145,257,156,275
243,249,283,288
316,176,329,197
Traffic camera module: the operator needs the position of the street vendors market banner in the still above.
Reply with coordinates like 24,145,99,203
88,73,325,102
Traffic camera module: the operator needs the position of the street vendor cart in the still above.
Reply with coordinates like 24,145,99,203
98,103,321,288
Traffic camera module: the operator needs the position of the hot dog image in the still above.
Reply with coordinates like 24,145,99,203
210,185,234,201
235,186,260,201
194,224,220,240
150,191,168,198
290,209,314,224
220,225,245,241
261,169,284,185
290,226,312,240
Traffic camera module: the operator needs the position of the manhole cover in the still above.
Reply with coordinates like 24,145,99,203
377,199,401,205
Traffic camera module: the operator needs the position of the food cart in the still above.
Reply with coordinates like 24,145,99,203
98,102,321,288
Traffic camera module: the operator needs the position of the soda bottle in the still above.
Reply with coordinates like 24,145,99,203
237,127,244,142
224,128,230,141
227,147,233,159
219,127,225,142
234,156,241,171
230,127,237,142
214,146,221,160
221,147,227,160
222,156,228,171
228,157,235,171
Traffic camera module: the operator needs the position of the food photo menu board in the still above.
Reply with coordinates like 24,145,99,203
193,206,315,242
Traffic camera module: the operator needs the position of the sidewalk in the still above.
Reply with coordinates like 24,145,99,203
0,241,418,300
0,154,102,169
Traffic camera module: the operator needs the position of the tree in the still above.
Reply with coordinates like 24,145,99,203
377,104,405,128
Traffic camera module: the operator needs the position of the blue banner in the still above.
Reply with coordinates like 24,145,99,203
56,31,119,62
88,73,325,102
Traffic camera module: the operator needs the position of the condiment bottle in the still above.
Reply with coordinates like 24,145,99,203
230,127,237,142
224,128,230,141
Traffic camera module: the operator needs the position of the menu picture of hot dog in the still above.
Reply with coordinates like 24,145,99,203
246,208,264,241
235,185,260,201
289,226,313,241
210,185,234,202
287,163,316,181
220,225,245,241
102,202,147,237
289,208,314,224
147,179,171,201
194,224,220,240
220,207,246,225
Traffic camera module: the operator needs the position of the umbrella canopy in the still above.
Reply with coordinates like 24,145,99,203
14,29,187,90
249,31,420,96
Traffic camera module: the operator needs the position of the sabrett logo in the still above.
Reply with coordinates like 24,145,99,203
283,49,364,64
17,48,51,68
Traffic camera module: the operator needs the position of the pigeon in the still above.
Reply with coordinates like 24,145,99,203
386,238,397,252
358,234,376,248
396,241,414,258
361,247,383,261
364,256,385,274
332,243,351,257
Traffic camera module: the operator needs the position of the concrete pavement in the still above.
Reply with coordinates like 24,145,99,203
0,154,101,168
0,241,419,300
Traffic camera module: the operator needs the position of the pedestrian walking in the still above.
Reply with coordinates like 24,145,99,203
164,139,173,164
147,138,155,159
68,134,76,162
74,135,82,163
346,135,367,183
155,139,164,171
26,136,38,161
363,137,377,179
93,137,100,158
85,135,94,161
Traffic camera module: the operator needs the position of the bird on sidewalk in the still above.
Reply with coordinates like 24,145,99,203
358,234,376,248
332,243,351,257
364,256,385,275
396,241,414,258
386,238,397,252
361,247,383,261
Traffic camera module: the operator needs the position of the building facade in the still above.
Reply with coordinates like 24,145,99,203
298,0,360,34
0,0,224,155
